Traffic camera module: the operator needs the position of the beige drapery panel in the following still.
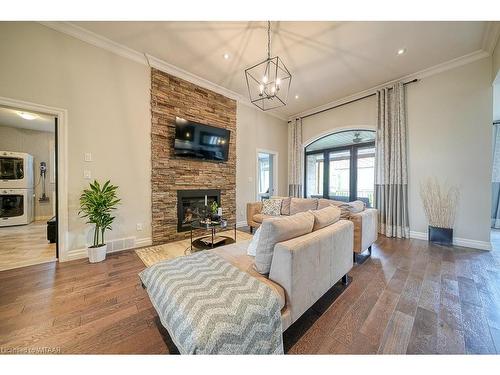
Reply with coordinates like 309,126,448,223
288,118,303,197
375,82,410,238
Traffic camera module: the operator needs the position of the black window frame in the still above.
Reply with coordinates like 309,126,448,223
304,140,375,203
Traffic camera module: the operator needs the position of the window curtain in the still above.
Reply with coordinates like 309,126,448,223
375,82,410,238
491,123,500,228
288,118,303,197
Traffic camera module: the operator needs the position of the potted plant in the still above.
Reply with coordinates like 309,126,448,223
78,180,120,263
420,177,459,246
209,201,220,221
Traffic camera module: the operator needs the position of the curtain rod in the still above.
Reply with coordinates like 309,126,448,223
288,78,419,123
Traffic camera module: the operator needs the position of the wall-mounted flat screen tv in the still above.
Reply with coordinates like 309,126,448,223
174,117,230,162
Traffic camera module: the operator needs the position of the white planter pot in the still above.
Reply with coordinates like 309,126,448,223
87,244,107,263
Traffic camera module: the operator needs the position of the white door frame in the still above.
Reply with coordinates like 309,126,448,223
0,96,69,261
256,148,279,200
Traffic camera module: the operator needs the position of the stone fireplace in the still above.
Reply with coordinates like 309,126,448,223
151,68,236,244
177,189,220,232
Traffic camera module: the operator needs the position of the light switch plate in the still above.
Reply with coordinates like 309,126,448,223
83,170,91,179
84,152,92,162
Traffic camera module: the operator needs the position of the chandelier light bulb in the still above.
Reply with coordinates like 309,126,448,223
262,75,268,84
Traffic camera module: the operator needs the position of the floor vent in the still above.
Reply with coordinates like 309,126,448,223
106,237,136,253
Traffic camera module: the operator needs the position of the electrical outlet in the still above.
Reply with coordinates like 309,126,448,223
84,152,92,162
136,223,143,231
83,170,91,179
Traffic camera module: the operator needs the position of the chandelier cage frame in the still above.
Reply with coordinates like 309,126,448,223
244,21,292,111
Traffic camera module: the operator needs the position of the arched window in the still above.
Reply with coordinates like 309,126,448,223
304,130,376,207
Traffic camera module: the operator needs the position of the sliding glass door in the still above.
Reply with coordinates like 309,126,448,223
305,153,324,198
304,130,376,207
328,149,351,202
356,146,375,207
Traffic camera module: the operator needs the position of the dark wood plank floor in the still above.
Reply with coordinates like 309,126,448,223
1,231,500,354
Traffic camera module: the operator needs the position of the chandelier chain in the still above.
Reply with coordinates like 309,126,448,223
267,21,271,59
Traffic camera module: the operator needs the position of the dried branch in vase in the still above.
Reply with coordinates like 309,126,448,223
419,177,459,229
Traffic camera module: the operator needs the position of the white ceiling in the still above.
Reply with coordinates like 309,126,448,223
73,21,488,117
0,106,55,133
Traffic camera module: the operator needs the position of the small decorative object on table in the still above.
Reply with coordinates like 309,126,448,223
420,177,459,246
209,201,220,221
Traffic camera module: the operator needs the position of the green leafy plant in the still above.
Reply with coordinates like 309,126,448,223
210,201,219,214
78,180,120,248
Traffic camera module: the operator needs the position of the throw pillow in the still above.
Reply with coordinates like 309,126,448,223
289,198,318,215
254,211,315,274
280,197,291,215
348,200,366,214
317,198,334,210
261,198,282,216
270,196,291,215
309,206,341,231
326,200,352,219
247,226,261,256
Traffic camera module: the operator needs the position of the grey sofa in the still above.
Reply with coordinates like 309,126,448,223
212,215,353,331
247,197,377,261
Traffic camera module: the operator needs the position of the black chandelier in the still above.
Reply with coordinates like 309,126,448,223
245,21,292,111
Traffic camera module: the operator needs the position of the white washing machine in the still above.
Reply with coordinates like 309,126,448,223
0,188,35,226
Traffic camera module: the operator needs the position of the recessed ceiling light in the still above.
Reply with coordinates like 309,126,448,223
17,112,38,120
223,53,230,60
397,48,406,55
295,95,299,99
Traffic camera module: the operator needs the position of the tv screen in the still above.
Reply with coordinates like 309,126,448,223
174,117,230,162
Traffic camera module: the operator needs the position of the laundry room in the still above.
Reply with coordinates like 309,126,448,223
0,105,57,271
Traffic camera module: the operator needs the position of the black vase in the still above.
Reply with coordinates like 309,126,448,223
428,226,453,246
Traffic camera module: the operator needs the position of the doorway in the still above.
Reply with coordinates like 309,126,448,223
0,105,58,271
256,150,278,201
304,130,376,207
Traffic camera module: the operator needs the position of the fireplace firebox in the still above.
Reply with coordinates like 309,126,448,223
177,189,220,232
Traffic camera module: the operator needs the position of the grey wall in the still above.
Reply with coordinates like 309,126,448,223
236,103,288,223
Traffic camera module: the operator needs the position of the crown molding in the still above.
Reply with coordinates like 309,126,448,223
37,21,491,124
481,21,500,55
289,49,490,121
38,21,288,122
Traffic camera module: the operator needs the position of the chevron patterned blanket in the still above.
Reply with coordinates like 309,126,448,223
139,251,283,354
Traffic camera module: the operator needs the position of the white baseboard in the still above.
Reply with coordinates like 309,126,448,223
64,236,153,262
135,237,153,248
409,231,492,251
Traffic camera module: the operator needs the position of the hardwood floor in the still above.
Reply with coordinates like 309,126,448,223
0,221,56,272
1,232,500,354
